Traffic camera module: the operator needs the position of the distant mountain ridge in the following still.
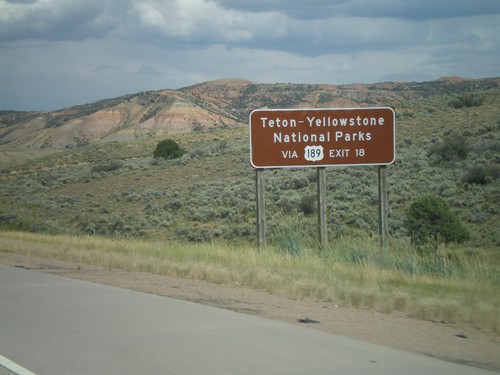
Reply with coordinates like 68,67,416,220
1,76,499,152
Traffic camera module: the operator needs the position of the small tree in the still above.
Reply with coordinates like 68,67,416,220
404,195,469,245
299,194,316,215
153,139,185,160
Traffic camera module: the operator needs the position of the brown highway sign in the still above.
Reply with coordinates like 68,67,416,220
249,107,395,168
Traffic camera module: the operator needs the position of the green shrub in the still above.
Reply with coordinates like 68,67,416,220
461,163,500,185
428,136,470,163
92,160,123,173
167,199,183,210
299,195,316,215
404,195,470,245
153,139,186,160
280,174,309,190
276,198,294,214
450,93,484,109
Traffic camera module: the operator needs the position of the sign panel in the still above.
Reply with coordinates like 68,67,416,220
249,107,395,168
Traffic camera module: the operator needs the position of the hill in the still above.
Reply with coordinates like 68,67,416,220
2,77,499,155
0,77,499,251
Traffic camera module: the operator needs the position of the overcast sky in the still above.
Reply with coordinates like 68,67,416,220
1,0,499,111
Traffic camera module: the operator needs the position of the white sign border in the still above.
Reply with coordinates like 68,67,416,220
249,106,396,169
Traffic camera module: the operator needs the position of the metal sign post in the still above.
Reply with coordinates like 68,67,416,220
378,165,389,248
317,167,328,249
256,169,266,251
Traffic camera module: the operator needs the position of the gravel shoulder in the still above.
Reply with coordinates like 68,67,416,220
1,251,498,372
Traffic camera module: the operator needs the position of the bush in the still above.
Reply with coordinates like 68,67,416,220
404,195,469,245
92,160,123,173
299,195,316,215
276,198,294,214
153,139,185,160
450,93,484,109
460,163,500,185
428,136,470,163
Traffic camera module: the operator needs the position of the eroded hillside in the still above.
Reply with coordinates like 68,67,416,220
2,77,499,157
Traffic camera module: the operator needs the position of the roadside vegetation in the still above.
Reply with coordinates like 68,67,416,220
0,84,499,333
0,230,497,333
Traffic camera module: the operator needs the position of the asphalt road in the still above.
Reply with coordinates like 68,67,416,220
0,264,494,375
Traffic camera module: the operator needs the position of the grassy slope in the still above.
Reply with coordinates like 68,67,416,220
1,89,498,248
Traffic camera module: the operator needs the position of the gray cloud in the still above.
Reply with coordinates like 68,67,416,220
0,0,499,110
0,0,126,41
216,0,500,20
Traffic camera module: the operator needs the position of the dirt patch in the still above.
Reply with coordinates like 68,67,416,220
1,251,498,372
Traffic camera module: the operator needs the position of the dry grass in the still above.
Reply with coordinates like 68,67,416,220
1,230,498,333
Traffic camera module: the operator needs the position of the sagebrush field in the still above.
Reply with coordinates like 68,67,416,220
1,88,498,248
